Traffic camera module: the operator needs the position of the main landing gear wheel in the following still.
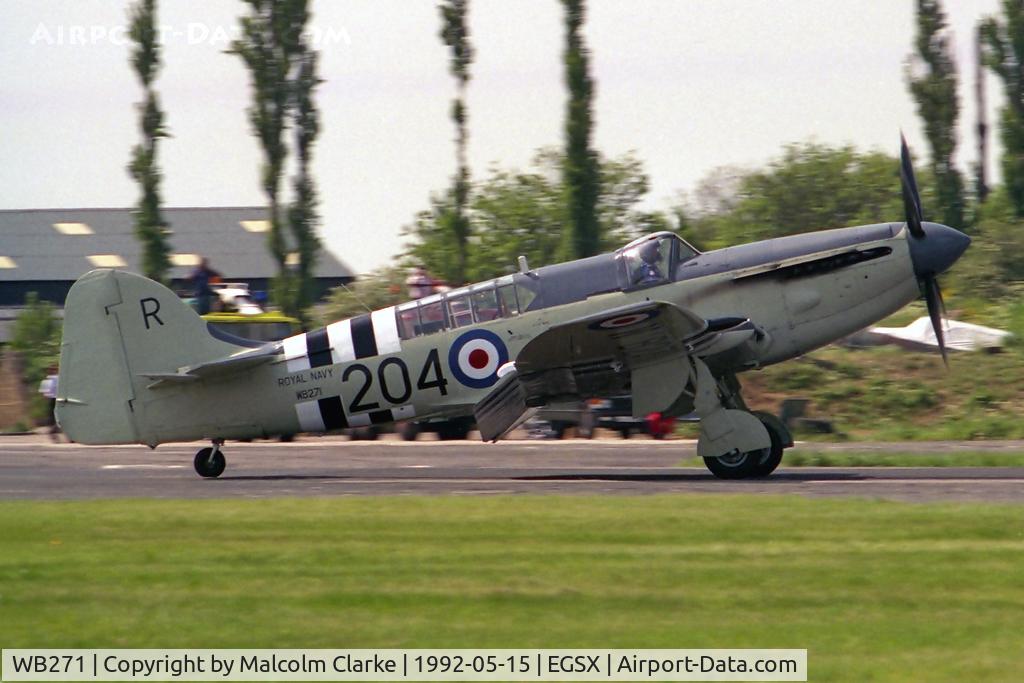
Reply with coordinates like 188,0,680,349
703,419,784,480
194,445,226,478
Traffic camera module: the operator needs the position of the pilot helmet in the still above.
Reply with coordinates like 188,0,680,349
638,239,662,264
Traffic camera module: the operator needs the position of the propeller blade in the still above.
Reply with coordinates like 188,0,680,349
900,133,926,238
923,275,949,367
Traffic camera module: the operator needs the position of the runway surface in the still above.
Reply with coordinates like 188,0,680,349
3,437,1024,502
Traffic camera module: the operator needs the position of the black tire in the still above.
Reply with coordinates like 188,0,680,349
702,450,760,479
398,422,420,442
349,426,379,441
703,418,785,479
749,421,785,477
616,426,632,439
194,447,226,478
436,418,472,440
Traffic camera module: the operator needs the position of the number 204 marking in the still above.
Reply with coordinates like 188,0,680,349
341,348,449,414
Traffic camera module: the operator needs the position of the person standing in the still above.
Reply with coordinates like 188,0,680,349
406,266,438,300
189,256,221,314
38,368,60,442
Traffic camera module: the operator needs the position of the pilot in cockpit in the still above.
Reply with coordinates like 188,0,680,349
633,239,664,284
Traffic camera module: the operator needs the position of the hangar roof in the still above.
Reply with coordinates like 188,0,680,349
0,207,353,282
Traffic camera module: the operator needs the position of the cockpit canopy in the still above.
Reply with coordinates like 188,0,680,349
394,232,700,341
617,232,700,288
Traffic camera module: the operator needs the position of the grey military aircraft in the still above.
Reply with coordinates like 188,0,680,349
56,138,969,479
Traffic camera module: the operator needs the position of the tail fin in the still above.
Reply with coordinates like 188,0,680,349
56,269,249,444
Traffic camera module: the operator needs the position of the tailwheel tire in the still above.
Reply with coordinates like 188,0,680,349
703,418,785,479
194,447,226,478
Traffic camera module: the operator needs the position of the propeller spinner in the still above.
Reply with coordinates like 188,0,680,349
899,133,971,366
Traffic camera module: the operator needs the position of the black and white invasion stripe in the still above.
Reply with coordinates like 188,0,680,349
282,307,402,373
295,398,415,433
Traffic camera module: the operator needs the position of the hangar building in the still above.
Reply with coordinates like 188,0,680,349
0,206,355,341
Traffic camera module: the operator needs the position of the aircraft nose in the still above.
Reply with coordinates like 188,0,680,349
908,222,971,277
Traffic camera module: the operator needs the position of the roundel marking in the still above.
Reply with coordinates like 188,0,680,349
448,329,510,389
588,308,660,330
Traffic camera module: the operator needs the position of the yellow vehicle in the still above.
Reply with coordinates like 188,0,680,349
202,311,301,344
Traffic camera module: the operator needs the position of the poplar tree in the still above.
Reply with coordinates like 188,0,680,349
287,48,322,326
127,0,171,282
232,0,321,320
981,0,1024,217
439,0,473,284
561,0,601,259
907,0,965,228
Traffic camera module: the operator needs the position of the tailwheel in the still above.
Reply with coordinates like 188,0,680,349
703,418,784,479
194,444,226,478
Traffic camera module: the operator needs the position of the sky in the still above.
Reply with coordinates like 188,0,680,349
0,0,1005,274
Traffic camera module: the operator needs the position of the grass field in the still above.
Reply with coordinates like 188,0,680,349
736,341,1024,442
1,496,1023,681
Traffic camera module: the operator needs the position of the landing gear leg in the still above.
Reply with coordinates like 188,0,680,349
719,376,790,477
194,439,226,478
691,360,789,479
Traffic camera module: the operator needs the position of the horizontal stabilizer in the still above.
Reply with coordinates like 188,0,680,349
140,344,280,388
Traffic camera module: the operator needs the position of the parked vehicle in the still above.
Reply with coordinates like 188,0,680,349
203,311,301,343
536,396,677,439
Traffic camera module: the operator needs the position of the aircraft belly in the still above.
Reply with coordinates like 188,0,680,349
138,367,289,444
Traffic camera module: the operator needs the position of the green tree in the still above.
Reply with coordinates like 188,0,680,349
320,267,408,323
127,0,171,282
232,0,319,321
963,186,1024,286
10,294,62,422
981,1,1024,217
438,0,474,284
681,143,905,248
405,149,658,282
403,196,464,287
560,0,601,260
907,0,965,229
286,48,322,327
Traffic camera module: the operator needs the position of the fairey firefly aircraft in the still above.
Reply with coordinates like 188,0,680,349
56,139,969,479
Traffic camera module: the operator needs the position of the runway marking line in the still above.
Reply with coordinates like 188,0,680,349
101,464,186,470
803,478,1024,485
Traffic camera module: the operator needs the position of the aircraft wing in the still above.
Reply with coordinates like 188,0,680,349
475,301,708,441
139,343,280,387
515,300,707,374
